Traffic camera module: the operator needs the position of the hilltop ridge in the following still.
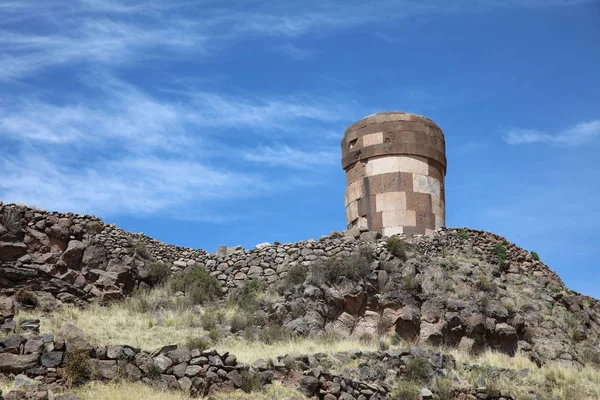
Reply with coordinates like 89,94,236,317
1,202,600,399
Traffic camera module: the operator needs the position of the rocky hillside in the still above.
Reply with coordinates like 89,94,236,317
1,202,600,399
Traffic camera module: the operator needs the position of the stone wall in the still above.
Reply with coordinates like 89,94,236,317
0,326,516,400
0,202,569,302
341,112,446,236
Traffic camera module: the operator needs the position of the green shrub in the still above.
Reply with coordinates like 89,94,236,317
228,280,265,312
359,332,374,345
308,251,371,286
476,275,495,292
435,378,454,400
402,273,420,294
459,229,469,240
286,265,308,286
404,356,431,383
239,370,262,393
186,336,213,351
386,237,408,261
530,251,540,261
134,241,152,260
169,264,221,305
15,289,38,308
493,242,507,266
230,313,252,333
200,312,219,331
358,244,376,263
64,350,91,386
147,261,171,286
390,381,421,400
207,328,222,344
258,323,294,344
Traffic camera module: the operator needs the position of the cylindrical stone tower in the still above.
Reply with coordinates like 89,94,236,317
341,111,447,237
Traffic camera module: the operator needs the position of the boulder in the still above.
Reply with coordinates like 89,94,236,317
299,376,320,396
0,296,14,319
40,351,63,368
0,242,28,261
61,240,86,269
82,244,108,270
56,324,92,353
89,359,118,380
0,353,39,373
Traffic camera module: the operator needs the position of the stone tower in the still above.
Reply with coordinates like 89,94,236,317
341,111,447,237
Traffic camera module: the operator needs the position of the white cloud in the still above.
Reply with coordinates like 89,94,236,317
241,145,337,169
0,153,266,216
504,120,600,146
0,75,347,218
274,43,316,60
0,0,593,80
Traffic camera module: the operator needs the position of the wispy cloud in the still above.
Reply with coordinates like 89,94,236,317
0,0,593,81
504,120,600,146
274,43,316,60
0,74,347,218
241,145,337,169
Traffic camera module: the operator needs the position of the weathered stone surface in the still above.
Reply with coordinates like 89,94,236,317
40,351,63,368
89,359,118,380
56,324,92,353
0,353,39,373
154,354,173,373
61,240,86,268
0,242,28,261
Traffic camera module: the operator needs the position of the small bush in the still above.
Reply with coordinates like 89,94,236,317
134,242,152,260
63,350,91,386
186,336,212,351
258,323,294,344
386,237,408,261
476,275,495,292
402,273,420,294
403,356,431,383
530,251,540,261
200,312,219,331
207,329,222,344
230,313,252,333
308,252,371,286
239,370,262,393
479,294,490,311
435,378,454,400
169,264,221,305
358,244,376,263
581,345,600,366
285,265,308,286
15,289,38,308
378,336,391,351
228,280,265,312
459,229,469,240
391,381,421,400
359,332,374,345
493,242,507,266
147,261,171,286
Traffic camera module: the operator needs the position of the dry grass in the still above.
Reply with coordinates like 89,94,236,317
447,348,600,400
13,286,600,400
70,381,190,400
0,376,14,395
210,382,306,399
63,380,305,400
18,287,234,351
218,337,378,364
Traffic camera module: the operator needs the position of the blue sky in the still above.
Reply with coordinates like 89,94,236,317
1,1,599,298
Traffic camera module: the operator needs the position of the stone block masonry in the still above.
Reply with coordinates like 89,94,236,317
341,111,447,237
